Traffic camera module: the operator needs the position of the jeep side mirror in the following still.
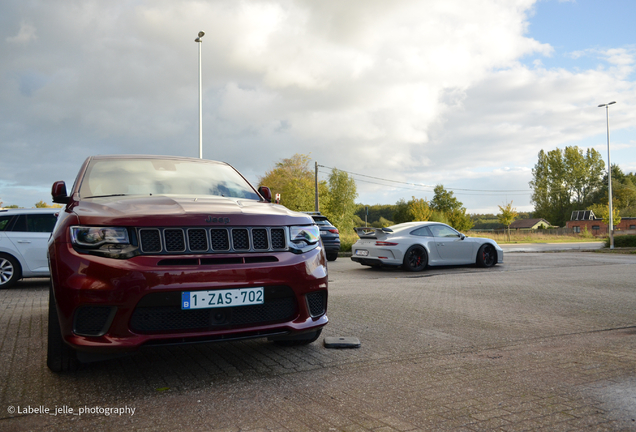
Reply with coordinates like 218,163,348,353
258,186,272,202
52,181,70,204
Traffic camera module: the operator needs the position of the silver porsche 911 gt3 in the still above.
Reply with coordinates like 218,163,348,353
351,222,503,271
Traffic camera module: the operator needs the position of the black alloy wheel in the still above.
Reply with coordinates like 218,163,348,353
403,245,427,272
477,244,497,268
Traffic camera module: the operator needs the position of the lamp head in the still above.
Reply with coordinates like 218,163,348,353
198,31,205,38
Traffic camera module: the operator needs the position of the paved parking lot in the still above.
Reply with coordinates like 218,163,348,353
1,251,636,431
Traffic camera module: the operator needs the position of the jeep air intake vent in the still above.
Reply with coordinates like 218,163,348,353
73,306,117,337
306,291,327,317
137,227,288,255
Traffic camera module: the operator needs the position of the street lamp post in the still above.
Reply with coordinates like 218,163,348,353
598,101,616,249
195,31,205,159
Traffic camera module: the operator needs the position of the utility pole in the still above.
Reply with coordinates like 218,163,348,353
195,31,205,158
314,161,319,212
598,101,616,249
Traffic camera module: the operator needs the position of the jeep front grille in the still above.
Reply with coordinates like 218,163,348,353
138,227,288,255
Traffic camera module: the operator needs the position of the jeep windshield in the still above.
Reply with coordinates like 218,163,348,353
79,158,260,200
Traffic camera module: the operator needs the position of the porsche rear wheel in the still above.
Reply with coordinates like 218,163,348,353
403,245,427,272
477,244,497,268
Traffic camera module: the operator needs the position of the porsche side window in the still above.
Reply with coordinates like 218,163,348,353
410,227,433,237
430,225,460,238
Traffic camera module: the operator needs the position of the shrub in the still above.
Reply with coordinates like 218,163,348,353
580,226,594,239
604,234,636,248
339,230,359,253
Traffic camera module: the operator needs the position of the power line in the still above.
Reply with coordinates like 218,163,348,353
317,165,530,195
318,171,529,197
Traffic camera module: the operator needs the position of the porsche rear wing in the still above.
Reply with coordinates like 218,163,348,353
353,227,394,239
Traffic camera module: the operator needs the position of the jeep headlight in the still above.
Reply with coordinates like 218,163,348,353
71,226,130,247
70,226,137,258
288,225,320,253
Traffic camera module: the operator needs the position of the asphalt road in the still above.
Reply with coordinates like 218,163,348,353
1,250,636,431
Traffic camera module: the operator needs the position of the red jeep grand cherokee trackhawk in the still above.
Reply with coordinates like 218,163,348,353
47,155,328,372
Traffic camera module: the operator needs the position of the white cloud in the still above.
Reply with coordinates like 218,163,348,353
0,0,635,213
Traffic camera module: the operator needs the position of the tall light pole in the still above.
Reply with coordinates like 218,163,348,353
195,31,205,159
598,101,616,249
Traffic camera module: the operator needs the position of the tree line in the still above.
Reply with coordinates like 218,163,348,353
0,200,62,209
258,154,359,232
258,153,477,233
353,185,473,231
529,146,636,227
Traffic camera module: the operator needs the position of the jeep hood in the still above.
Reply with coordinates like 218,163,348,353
70,195,313,227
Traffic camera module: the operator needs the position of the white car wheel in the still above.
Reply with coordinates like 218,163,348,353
0,254,21,289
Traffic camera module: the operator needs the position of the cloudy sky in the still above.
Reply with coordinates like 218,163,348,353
1,0,635,214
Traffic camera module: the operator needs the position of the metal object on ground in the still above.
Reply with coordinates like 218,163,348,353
324,336,361,348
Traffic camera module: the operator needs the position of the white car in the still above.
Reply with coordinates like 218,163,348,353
351,222,503,271
0,208,59,288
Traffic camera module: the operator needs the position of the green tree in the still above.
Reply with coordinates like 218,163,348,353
530,146,605,227
376,217,394,227
497,201,518,242
428,210,450,225
590,165,636,216
34,200,62,208
430,185,472,231
352,214,365,227
408,196,432,221
322,168,358,232
564,147,604,206
430,185,461,214
392,199,412,224
354,204,396,224
258,154,328,212
588,203,622,228
447,208,473,232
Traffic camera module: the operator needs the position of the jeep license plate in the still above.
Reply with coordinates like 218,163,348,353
182,288,264,310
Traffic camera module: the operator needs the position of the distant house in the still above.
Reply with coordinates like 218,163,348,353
509,218,551,230
566,210,636,236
